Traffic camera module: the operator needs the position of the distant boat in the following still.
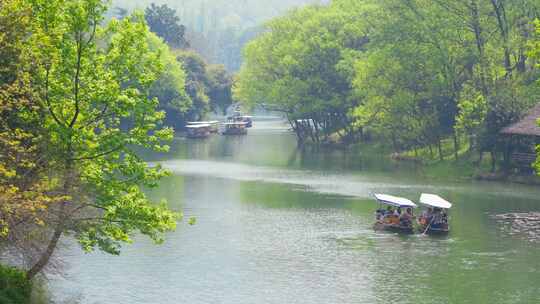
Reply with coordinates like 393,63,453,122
185,124,212,139
221,121,248,135
373,194,417,234
187,121,219,133
417,194,452,234
228,111,253,128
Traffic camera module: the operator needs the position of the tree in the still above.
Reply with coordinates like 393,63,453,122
532,20,540,174
17,1,178,279
147,32,192,130
236,0,370,143
145,3,189,49
176,50,211,121
0,0,58,251
207,64,233,114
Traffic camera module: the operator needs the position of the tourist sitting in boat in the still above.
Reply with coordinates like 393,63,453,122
399,208,413,226
419,207,433,226
417,194,452,234
373,194,417,233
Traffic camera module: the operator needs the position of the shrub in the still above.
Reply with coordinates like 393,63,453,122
0,264,31,304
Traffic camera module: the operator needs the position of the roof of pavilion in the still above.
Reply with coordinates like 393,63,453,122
501,104,540,137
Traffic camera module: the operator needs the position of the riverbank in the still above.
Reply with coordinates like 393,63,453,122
321,136,540,185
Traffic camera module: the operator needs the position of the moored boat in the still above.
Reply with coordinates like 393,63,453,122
373,193,417,234
187,121,219,133
417,193,452,234
186,124,211,139
228,111,253,128
221,121,248,135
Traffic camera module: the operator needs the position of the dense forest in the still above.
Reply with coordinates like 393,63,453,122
236,0,540,172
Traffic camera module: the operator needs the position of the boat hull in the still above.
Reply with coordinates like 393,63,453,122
421,227,450,235
373,222,414,234
222,129,248,135
186,133,210,139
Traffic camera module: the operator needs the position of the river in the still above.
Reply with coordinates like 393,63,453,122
49,118,540,304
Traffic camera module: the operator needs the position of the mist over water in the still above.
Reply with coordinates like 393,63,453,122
49,118,540,304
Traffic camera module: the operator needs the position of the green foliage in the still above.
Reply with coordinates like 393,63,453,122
147,32,192,130
236,1,370,142
0,0,59,241
0,264,31,304
238,0,540,169
144,3,188,49
29,0,179,255
176,50,211,120
532,20,540,174
207,64,233,114
0,0,190,279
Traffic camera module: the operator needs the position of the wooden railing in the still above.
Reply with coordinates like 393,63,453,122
511,152,537,168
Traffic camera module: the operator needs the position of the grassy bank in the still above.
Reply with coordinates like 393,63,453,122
0,264,31,304
397,138,540,184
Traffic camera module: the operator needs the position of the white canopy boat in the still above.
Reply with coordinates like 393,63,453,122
417,193,452,234
187,121,220,133
373,194,417,233
185,124,212,139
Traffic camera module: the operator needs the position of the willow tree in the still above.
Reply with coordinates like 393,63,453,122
17,0,178,279
235,0,373,143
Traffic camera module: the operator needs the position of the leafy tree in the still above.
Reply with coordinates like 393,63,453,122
0,0,59,255
236,1,370,143
176,50,211,121
531,20,540,174
16,0,179,279
207,64,233,114
145,3,189,49
147,32,192,130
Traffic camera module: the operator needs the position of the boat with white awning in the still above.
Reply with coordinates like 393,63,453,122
185,124,212,139
187,121,220,133
417,193,452,234
373,194,417,233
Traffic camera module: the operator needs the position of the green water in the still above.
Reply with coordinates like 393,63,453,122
50,119,540,303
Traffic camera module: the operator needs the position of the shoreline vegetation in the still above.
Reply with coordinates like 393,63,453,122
310,135,540,185
235,0,540,182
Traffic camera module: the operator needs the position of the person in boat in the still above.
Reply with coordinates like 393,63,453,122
420,207,433,226
400,207,413,226
432,207,443,225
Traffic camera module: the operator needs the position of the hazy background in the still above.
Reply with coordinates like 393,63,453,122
111,0,328,71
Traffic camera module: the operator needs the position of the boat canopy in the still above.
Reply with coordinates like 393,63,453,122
419,193,452,209
186,124,211,129
187,121,219,125
374,194,417,208
222,122,248,126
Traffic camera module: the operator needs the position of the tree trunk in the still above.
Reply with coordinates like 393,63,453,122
491,150,497,172
27,153,74,280
453,132,459,161
437,137,443,161
26,222,63,280
469,0,489,97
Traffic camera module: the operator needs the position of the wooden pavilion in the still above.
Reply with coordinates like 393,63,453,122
500,104,540,172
